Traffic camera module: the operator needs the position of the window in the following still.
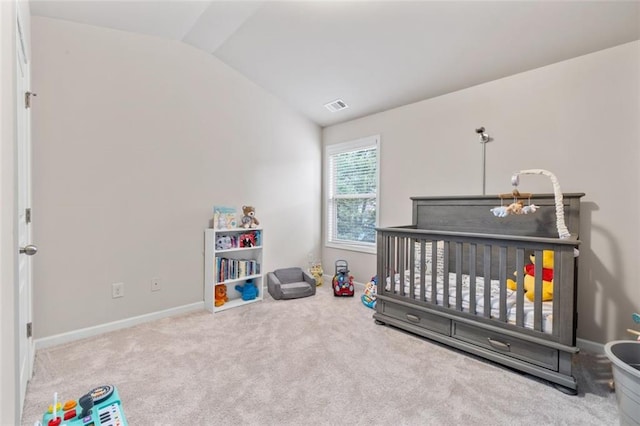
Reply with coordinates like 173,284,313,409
325,135,379,253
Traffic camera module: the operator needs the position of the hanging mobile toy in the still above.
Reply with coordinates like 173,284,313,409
490,169,570,241
490,189,539,218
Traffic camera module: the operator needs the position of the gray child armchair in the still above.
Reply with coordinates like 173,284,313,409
267,267,316,300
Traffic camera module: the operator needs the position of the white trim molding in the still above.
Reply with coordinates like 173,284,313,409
576,337,605,355
35,302,205,350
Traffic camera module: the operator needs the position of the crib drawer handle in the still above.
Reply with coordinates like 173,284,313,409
487,338,511,352
406,314,420,323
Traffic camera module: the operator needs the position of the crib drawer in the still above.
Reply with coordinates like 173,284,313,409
381,302,451,336
452,322,558,370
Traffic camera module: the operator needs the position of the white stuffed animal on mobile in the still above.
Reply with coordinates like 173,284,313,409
490,206,509,218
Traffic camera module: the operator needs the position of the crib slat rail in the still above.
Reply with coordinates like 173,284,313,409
377,227,578,341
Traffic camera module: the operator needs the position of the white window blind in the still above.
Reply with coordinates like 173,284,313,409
326,136,379,252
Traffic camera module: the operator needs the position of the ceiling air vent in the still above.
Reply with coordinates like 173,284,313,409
324,99,349,112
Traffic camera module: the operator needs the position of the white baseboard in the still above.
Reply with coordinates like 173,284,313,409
577,337,604,354
35,297,604,355
35,301,205,350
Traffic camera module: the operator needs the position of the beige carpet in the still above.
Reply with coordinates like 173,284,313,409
22,283,619,425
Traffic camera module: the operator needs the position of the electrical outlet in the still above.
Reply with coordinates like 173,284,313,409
151,277,161,292
112,282,124,298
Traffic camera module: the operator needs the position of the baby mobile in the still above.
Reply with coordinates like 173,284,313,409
490,189,539,217
490,168,571,240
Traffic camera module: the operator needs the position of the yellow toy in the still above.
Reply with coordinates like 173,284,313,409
507,250,554,302
309,262,323,286
214,284,228,307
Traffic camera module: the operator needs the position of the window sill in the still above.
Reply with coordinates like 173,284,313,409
325,241,376,255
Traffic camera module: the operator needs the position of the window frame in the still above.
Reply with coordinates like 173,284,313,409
324,135,380,254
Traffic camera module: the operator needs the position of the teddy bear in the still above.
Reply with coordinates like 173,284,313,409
490,202,522,217
214,284,228,307
506,201,523,215
235,279,259,301
241,205,260,229
506,250,554,302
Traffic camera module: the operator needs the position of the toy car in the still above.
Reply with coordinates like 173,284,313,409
332,260,354,297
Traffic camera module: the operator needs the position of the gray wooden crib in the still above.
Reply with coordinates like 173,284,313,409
373,193,584,393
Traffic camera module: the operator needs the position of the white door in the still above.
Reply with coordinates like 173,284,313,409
16,10,35,415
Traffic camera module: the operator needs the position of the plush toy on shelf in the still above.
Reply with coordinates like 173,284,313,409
216,235,233,250
235,279,259,301
507,250,554,302
241,205,260,229
239,234,254,248
214,284,228,307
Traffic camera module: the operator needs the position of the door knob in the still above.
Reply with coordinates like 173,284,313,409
19,245,38,256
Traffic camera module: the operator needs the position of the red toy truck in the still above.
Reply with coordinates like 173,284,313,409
332,260,355,297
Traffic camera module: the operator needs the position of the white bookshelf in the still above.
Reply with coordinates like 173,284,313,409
204,227,263,313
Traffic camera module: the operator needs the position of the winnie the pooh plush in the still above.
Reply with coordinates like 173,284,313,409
507,250,554,302
241,205,260,229
309,262,323,286
214,284,228,307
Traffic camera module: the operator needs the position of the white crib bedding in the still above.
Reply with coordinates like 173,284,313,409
385,272,553,334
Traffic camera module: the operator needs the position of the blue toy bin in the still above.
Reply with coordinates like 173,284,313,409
605,340,640,425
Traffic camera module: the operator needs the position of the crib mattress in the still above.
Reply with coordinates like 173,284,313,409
386,272,553,333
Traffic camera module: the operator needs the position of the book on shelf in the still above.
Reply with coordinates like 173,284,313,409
215,257,260,282
213,206,237,230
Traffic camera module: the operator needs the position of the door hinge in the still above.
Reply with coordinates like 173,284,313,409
25,208,31,224
26,322,32,338
25,91,37,109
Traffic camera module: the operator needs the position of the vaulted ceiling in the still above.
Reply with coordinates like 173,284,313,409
30,1,640,127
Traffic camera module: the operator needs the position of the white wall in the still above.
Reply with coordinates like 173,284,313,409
323,41,640,345
31,17,321,338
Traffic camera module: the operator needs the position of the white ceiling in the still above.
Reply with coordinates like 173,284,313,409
29,1,640,127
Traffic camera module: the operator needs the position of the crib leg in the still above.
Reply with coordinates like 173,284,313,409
554,383,578,396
